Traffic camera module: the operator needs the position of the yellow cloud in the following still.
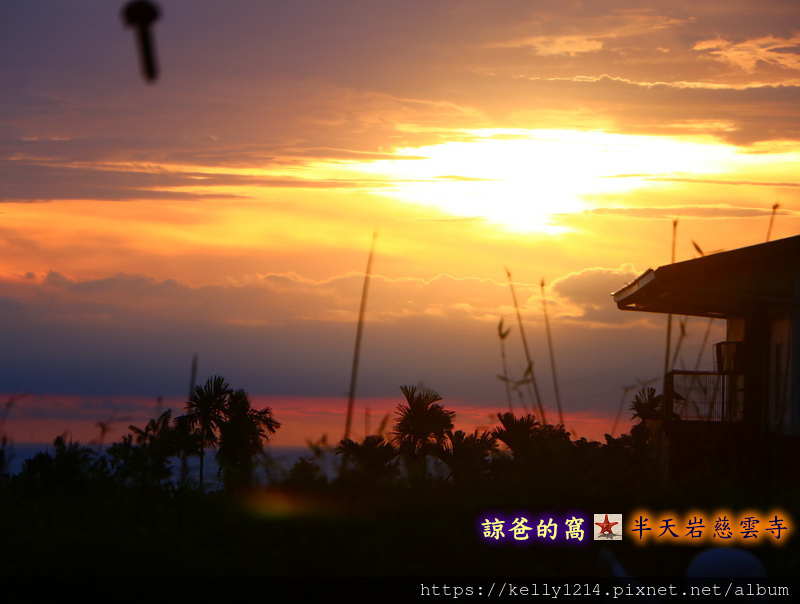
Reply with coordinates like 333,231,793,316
694,34,800,73
503,35,604,56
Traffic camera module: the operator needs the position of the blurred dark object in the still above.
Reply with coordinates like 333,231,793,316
122,1,161,82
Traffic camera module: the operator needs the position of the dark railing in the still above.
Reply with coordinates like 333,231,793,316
664,370,743,422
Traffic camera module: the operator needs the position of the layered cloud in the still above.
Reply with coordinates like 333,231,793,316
1,1,797,444
549,265,645,327
0,262,666,387
0,258,725,445
695,34,800,74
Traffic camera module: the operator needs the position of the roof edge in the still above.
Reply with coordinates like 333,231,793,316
612,268,656,304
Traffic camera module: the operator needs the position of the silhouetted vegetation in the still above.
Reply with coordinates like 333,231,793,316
0,381,796,577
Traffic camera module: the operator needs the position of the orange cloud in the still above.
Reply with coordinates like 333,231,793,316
694,34,800,74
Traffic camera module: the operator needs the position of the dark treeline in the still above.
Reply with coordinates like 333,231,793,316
2,375,279,493
0,380,795,576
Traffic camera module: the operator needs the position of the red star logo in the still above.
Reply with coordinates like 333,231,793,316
595,514,618,535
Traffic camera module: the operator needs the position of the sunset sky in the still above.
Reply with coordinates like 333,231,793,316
2,0,799,448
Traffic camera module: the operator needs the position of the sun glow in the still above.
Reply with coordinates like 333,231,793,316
348,129,744,233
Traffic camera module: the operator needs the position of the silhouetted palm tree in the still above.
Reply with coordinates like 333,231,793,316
126,409,177,488
172,413,203,487
392,386,455,453
630,387,661,422
437,429,497,485
391,385,455,482
181,375,232,489
628,386,680,454
217,388,280,489
492,411,540,462
335,435,399,485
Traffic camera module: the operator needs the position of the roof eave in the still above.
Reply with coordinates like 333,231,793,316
611,268,656,305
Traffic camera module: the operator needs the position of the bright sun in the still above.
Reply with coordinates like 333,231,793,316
344,128,741,233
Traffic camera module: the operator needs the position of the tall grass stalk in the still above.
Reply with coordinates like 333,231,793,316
505,267,547,423
179,353,199,485
496,317,514,412
694,318,715,371
690,241,715,372
0,395,19,473
540,278,564,426
1,393,28,445
669,316,689,370
767,202,780,242
344,231,377,442
662,219,677,395
610,385,633,437
188,353,198,401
